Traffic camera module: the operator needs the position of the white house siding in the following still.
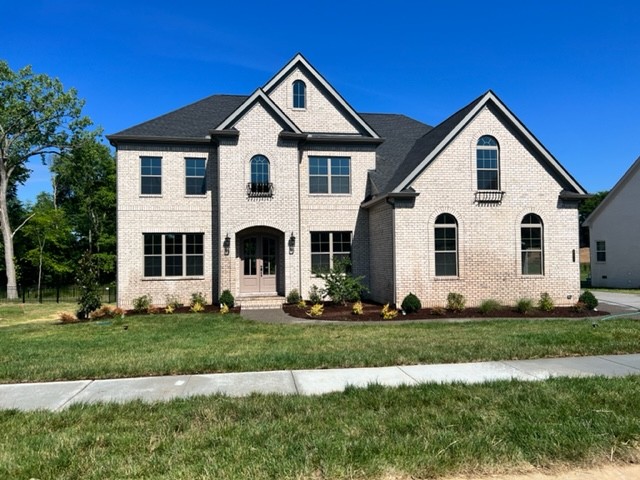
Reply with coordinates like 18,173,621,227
587,161,640,288
116,143,214,308
217,102,301,298
392,106,580,307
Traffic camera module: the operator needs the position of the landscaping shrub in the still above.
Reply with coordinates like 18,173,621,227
297,299,307,309
579,290,598,310
219,290,234,308
447,292,466,312
219,303,230,314
191,292,207,307
164,305,175,314
286,289,301,304
58,311,78,323
352,301,364,315
572,301,587,313
76,251,102,319
516,298,534,314
538,292,554,312
165,295,183,310
316,258,368,305
308,285,322,304
190,302,205,313
307,303,324,317
132,294,152,313
380,303,398,320
431,306,446,316
89,305,119,320
401,292,422,314
479,299,501,315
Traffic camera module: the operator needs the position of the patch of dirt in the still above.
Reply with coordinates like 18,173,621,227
283,302,607,322
440,463,640,480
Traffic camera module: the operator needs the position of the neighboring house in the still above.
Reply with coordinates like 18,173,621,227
108,53,588,309
583,156,640,288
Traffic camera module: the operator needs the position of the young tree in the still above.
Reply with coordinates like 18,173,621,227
0,61,92,298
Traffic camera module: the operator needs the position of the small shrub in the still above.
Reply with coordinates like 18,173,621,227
516,298,534,314
538,292,554,312
308,285,322,304
89,305,118,320
132,294,152,313
380,303,398,320
112,307,125,318
579,290,598,310
430,306,446,316
572,301,587,313
191,292,207,307
307,303,324,317
165,295,183,310
220,303,230,314
286,289,301,304
190,302,205,313
164,305,175,314
401,292,422,314
58,311,78,323
297,299,307,309
316,258,368,305
479,299,501,315
447,292,466,312
219,289,234,308
352,301,364,315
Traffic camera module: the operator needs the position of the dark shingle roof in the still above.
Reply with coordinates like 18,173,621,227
360,113,432,194
109,94,248,139
379,92,486,193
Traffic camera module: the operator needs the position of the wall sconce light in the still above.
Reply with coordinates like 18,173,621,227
223,233,231,256
288,232,296,255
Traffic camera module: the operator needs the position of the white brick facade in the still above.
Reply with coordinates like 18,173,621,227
111,55,586,309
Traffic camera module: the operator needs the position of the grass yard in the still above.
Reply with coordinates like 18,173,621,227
1,306,640,383
1,377,639,479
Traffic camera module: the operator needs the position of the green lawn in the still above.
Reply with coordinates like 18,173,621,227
2,377,639,479
1,308,640,383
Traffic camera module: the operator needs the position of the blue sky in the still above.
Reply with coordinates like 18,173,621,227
4,1,639,202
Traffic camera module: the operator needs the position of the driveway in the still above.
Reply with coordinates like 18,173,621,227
592,291,640,315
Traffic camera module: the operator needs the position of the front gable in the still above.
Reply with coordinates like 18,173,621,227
263,53,379,137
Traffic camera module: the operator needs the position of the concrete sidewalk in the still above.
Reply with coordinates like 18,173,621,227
2,354,640,412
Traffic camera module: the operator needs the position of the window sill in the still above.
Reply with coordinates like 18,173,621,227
142,276,205,281
308,193,352,197
434,276,460,280
139,194,163,198
185,194,207,198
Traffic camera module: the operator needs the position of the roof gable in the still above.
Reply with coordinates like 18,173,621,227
390,91,587,195
262,53,379,138
583,155,640,227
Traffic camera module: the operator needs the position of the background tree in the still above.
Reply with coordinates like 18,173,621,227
51,139,116,283
0,60,93,298
579,190,608,247
21,193,73,299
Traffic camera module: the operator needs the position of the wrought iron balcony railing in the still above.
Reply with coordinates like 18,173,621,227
247,182,274,198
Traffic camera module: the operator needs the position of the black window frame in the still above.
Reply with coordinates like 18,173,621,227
293,80,306,109
309,156,351,194
185,158,206,195
143,233,204,278
596,241,606,262
141,156,162,195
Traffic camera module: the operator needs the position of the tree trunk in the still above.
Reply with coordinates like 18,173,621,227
0,168,18,299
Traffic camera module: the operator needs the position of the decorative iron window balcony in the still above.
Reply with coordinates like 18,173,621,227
247,182,274,198
474,190,505,204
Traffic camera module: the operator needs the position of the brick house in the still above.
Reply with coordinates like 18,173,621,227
583,156,640,288
108,53,588,309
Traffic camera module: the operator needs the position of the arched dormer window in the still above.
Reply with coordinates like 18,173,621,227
521,213,543,275
434,213,458,276
248,155,272,197
476,135,499,190
293,80,306,109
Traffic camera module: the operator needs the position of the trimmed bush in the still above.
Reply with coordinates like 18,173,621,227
308,285,322,304
286,289,301,304
352,301,364,315
380,303,398,320
538,292,554,312
579,290,598,310
191,292,207,307
316,258,368,305
447,292,465,312
516,298,534,314
219,290,234,308
479,299,501,315
219,303,230,314
307,303,324,317
132,294,152,313
401,293,422,314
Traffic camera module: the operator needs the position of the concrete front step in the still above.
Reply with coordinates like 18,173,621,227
237,296,285,310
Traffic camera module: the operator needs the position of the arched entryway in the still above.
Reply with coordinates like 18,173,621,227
238,229,281,294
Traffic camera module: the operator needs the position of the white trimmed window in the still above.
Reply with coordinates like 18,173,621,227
309,156,350,194
293,80,306,109
311,231,351,273
596,241,606,262
141,156,161,195
434,213,458,276
144,233,204,277
476,136,499,190
521,214,544,275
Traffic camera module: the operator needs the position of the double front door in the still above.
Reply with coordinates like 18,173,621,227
241,235,277,293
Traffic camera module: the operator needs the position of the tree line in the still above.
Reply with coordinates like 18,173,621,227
1,60,115,299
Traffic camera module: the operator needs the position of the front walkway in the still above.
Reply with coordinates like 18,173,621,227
2,354,640,412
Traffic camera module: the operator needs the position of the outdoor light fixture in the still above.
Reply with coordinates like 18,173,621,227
223,233,231,256
288,232,296,255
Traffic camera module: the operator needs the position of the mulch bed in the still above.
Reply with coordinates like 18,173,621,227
283,301,607,322
124,305,241,316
